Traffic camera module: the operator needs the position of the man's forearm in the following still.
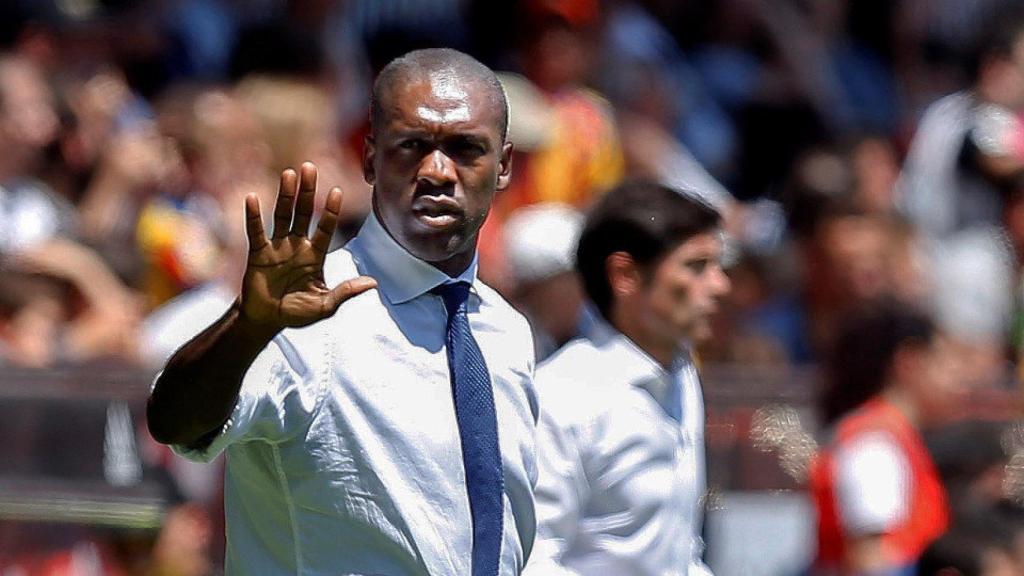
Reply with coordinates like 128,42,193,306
147,302,279,446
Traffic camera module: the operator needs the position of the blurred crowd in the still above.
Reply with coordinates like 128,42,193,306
4,0,1024,574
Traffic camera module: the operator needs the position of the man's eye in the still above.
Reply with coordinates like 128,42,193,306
400,139,426,151
684,259,710,274
447,139,486,159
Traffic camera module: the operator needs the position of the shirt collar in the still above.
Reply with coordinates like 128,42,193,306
348,210,479,305
587,313,693,396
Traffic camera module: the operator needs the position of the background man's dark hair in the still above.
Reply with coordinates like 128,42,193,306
370,48,509,141
576,179,722,320
822,298,936,424
965,5,1024,82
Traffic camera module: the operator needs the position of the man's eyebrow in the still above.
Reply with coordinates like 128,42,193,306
449,133,490,145
682,247,724,263
388,128,431,140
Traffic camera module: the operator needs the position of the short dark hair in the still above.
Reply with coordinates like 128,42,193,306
576,179,722,319
822,298,936,424
966,6,1024,81
370,48,508,141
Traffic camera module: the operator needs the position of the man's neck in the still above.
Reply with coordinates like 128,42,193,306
881,387,922,429
430,250,475,278
370,201,476,279
610,308,678,370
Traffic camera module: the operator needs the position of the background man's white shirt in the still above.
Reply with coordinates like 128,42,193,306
173,212,539,575
525,324,713,576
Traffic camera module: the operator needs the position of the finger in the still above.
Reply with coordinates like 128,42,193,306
291,161,318,237
311,186,343,255
244,193,269,252
324,276,378,315
272,168,298,239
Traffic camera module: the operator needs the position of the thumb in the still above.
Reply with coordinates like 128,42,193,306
323,275,378,315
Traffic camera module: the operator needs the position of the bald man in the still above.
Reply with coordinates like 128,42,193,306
148,49,538,575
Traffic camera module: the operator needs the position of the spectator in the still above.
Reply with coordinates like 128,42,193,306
476,6,625,289
899,7,1024,239
0,53,139,366
602,0,739,179
502,203,590,361
929,179,1024,390
809,300,959,575
133,85,234,308
234,74,371,241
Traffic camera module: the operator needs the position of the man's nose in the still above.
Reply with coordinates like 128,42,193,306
417,149,457,186
710,265,732,296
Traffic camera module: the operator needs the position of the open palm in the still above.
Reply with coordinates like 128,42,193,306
241,162,376,328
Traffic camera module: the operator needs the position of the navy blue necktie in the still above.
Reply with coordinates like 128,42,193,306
434,282,504,576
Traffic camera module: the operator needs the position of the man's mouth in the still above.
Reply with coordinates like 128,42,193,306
411,196,463,230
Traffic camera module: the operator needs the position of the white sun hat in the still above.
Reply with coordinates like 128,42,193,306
504,203,585,285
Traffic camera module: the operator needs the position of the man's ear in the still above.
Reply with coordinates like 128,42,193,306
606,252,642,300
363,135,376,185
496,141,513,191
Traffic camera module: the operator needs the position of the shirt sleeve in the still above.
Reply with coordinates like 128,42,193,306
170,334,321,463
970,102,1021,157
523,390,589,576
833,432,910,536
689,559,715,576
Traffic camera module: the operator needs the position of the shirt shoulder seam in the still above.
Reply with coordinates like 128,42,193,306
266,332,331,447
566,422,592,510
271,443,303,573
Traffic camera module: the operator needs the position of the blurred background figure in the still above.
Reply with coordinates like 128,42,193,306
140,75,370,368
502,203,591,362
810,300,960,575
528,180,730,576
0,52,140,368
476,2,625,290
899,7,1024,240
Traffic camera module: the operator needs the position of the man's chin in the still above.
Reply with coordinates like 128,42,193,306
402,229,475,264
686,322,714,344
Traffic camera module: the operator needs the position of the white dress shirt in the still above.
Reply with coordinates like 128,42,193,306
524,323,713,576
173,212,539,575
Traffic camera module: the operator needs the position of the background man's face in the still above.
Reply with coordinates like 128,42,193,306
0,62,58,164
365,72,511,267
908,336,966,425
638,231,731,343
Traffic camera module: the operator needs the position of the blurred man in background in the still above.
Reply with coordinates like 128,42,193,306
526,180,730,575
899,8,1024,239
503,203,593,361
0,53,139,367
475,4,625,291
810,300,959,576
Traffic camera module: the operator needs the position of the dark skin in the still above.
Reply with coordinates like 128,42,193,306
365,72,512,275
147,72,512,447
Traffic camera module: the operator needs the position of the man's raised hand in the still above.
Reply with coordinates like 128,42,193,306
241,162,376,329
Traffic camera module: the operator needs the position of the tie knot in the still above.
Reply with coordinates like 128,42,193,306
432,281,471,315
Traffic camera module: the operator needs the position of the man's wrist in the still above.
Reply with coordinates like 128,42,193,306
231,300,282,346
